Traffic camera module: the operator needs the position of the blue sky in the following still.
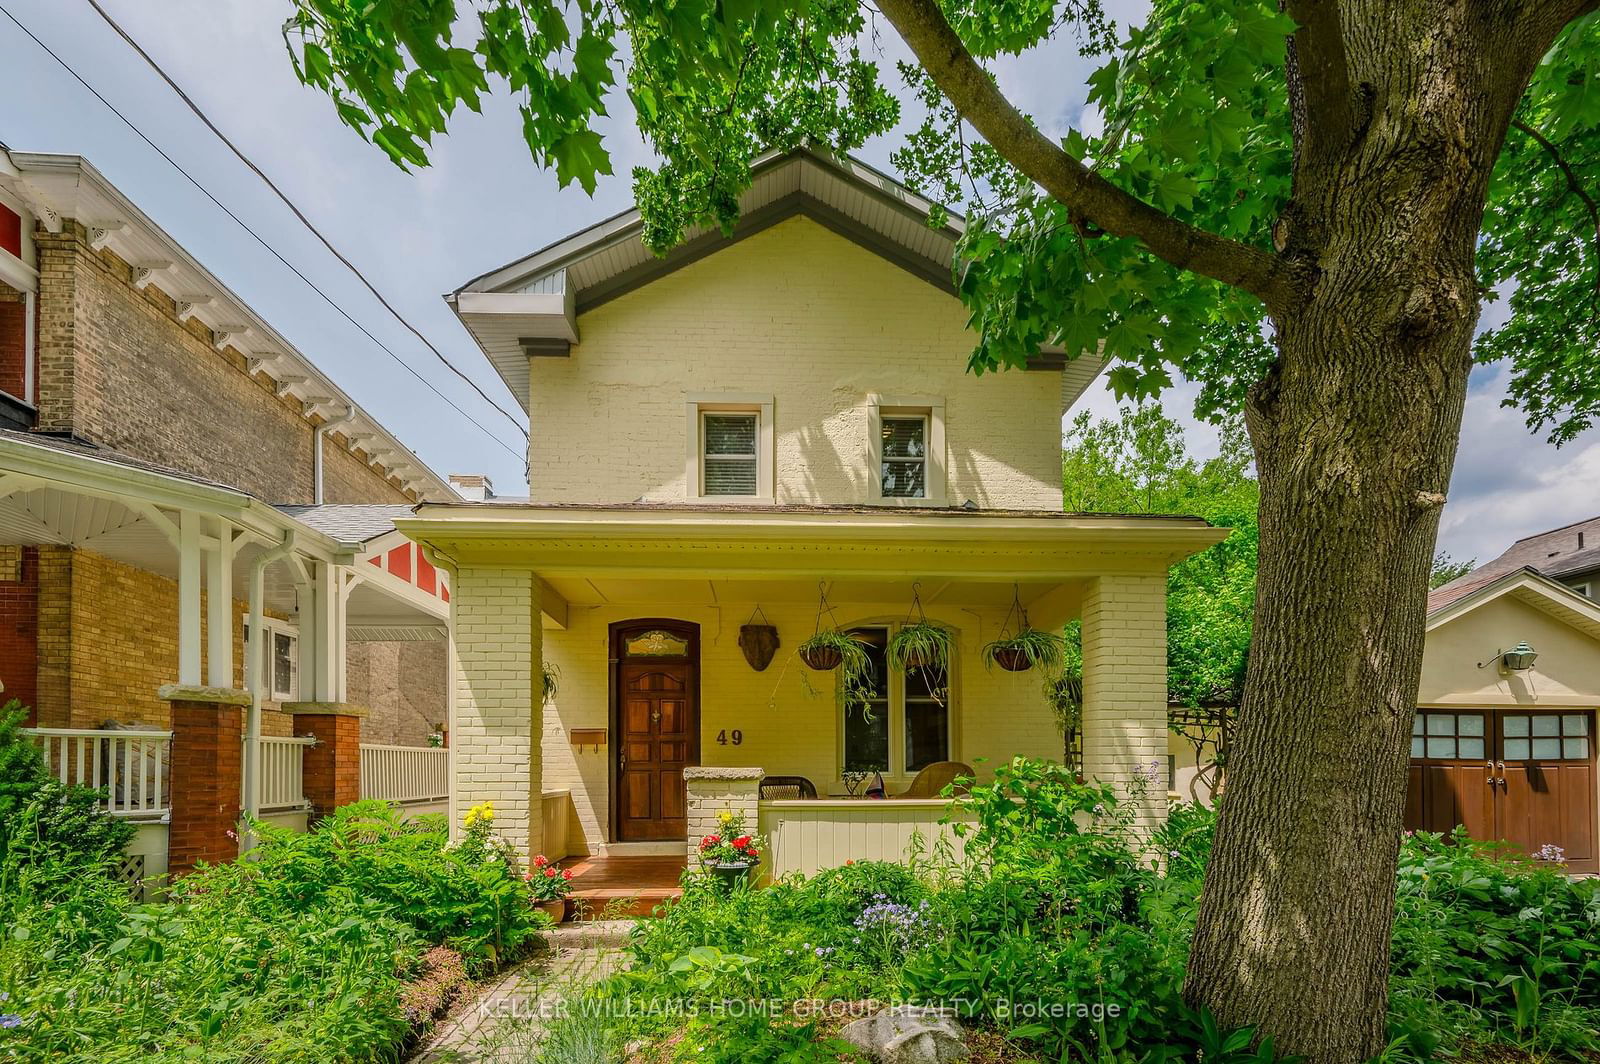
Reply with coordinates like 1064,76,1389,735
2,0,1593,565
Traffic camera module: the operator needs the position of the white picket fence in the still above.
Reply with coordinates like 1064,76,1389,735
360,744,448,805
257,735,315,811
22,728,173,819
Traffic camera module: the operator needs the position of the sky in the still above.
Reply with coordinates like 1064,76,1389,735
1,0,1594,566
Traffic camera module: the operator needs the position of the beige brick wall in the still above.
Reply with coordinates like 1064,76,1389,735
536,597,1063,854
452,566,542,855
1079,572,1169,831
527,216,1063,510
347,638,448,746
32,222,411,505
684,768,762,863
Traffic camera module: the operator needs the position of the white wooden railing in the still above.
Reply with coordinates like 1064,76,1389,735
22,728,172,819
361,744,448,804
257,735,314,811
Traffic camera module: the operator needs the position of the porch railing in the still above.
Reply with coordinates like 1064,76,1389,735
360,744,448,804
22,727,172,819
257,736,314,811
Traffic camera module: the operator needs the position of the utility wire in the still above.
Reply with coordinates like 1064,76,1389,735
0,0,528,466
82,0,529,442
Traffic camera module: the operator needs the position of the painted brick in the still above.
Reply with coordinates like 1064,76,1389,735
1080,572,1169,833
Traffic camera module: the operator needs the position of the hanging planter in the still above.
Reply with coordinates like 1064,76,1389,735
983,587,1065,673
541,661,561,703
795,584,876,705
888,585,952,674
738,605,780,672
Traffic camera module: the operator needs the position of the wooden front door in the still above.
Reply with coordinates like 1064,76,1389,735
611,623,698,842
1406,709,1597,873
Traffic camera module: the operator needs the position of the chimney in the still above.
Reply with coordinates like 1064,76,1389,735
448,473,495,502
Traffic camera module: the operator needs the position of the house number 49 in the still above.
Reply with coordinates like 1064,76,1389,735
715,729,743,746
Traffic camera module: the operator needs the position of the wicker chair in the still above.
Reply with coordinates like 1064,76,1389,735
759,774,818,800
896,761,975,798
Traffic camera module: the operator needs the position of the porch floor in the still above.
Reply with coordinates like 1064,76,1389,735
564,855,686,920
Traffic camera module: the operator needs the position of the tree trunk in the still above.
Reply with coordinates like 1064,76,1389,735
1182,5,1563,1061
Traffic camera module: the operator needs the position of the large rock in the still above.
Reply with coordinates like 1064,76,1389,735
839,1005,969,1064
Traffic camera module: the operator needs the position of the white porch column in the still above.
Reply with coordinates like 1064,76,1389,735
206,518,235,688
450,565,542,857
305,561,341,701
1080,571,1169,834
177,509,203,685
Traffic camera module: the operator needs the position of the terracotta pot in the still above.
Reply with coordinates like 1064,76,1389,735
799,644,843,670
535,897,566,923
990,646,1033,672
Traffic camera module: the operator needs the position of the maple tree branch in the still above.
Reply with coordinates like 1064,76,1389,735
874,0,1293,311
1513,118,1600,310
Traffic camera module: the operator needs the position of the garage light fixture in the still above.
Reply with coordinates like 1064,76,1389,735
1479,641,1538,672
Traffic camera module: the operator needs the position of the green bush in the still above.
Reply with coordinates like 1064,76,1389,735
207,800,542,970
0,702,133,870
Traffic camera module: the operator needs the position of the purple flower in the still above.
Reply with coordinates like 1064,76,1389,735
1534,843,1566,863
0,1015,22,1029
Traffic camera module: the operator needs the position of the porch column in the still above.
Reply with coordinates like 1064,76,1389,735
450,565,542,857
288,703,365,821
205,518,234,689
1080,572,1169,835
177,510,202,685
161,684,250,876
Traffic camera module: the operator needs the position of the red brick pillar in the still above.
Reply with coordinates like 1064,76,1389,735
287,703,365,821
160,684,249,877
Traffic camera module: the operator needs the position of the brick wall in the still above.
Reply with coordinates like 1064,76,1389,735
527,216,1063,509
296,712,362,820
1079,572,1169,833
0,285,26,402
0,546,38,722
31,222,410,505
346,638,447,746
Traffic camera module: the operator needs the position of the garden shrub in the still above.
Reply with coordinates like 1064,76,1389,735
0,702,133,870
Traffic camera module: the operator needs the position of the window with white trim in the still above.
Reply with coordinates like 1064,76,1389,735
245,619,299,701
685,394,774,502
841,625,951,778
868,396,946,505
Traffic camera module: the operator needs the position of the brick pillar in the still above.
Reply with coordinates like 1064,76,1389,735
161,684,249,876
451,566,541,858
684,767,764,863
287,702,366,821
1080,572,1169,835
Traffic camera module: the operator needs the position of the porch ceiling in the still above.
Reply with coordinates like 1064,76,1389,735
542,573,1080,612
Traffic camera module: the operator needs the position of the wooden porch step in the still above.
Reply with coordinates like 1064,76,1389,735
563,854,686,921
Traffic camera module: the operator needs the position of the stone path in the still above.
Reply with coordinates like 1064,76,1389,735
410,922,635,1064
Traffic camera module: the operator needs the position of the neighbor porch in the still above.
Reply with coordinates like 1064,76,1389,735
398,503,1224,871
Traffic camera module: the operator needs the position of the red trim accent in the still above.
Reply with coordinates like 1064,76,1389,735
367,554,383,567
0,205,21,258
417,553,437,595
387,544,412,582
441,584,449,603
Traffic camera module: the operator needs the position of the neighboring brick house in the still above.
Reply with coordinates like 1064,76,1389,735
396,147,1226,874
0,147,454,804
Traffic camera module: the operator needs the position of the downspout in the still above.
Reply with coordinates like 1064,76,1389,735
244,531,296,840
312,407,358,504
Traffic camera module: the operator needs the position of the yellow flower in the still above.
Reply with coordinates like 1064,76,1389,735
717,810,734,824
464,801,495,828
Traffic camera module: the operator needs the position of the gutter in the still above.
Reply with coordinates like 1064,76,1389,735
313,407,358,505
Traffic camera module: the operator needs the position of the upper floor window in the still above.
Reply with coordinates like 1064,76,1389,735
685,393,774,503
868,396,946,505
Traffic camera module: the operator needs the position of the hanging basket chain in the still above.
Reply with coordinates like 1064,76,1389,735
746,604,771,627
812,581,841,637
998,583,1029,640
903,581,928,626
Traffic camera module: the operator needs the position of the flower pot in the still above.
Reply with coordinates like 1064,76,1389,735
990,646,1033,672
709,861,753,891
739,623,781,671
799,644,843,670
535,898,566,923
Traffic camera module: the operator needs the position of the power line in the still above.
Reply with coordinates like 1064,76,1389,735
0,0,528,466
81,0,529,443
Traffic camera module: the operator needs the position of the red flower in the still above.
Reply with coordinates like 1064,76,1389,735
544,867,558,878
732,836,751,849
562,869,574,880
699,834,720,849
746,850,760,860
533,854,548,867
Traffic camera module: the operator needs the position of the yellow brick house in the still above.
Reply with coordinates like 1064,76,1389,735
400,149,1224,877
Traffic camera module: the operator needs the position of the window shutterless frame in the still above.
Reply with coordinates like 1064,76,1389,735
867,395,946,505
685,393,774,502
840,623,952,784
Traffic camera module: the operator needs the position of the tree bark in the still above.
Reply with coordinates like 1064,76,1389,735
1183,5,1564,1061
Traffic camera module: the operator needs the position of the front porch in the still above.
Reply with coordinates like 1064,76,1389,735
399,503,1224,873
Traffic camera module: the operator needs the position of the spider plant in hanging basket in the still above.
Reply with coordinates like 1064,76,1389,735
888,621,953,672
984,627,1066,673
798,629,868,672
541,661,561,704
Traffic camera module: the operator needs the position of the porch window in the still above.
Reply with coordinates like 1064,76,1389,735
702,413,759,496
844,626,950,778
245,620,298,701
